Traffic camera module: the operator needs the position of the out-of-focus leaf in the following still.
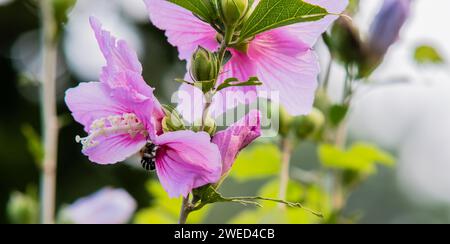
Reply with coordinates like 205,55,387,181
414,45,445,65
229,182,328,224
257,179,304,207
318,142,395,174
230,208,289,224
328,104,349,127
53,0,76,25
231,144,281,181
346,0,360,16
21,124,43,167
134,180,209,224
134,206,179,224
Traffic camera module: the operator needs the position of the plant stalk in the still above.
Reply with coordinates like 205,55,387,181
40,0,59,224
178,195,191,224
278,138,293,205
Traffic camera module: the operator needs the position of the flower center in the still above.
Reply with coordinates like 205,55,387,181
76,113,148,150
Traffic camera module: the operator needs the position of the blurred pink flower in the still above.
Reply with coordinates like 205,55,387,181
65,17,222,198
64,188,136,224
144,0,348,116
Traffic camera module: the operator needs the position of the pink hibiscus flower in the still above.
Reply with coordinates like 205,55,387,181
144,0,349,118
65,17,224,198
212,110,261,175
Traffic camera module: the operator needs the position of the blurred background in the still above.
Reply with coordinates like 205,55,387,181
1,0,450,224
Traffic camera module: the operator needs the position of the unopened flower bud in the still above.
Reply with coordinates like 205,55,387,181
278,106,294,138
7,191,38,224
190,47,220,82
294,108,325,140
162,105,185,133
218,0,249,27
369,0,411,57
193,117,217,136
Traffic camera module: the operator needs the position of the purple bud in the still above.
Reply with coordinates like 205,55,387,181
63,188,137,224
369,0,411,56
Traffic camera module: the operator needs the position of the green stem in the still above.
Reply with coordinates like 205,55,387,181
224,25,235,46
278,138,293,204
40,0,59,225
322,57,333,92
178,22,237,224
178,195,191,224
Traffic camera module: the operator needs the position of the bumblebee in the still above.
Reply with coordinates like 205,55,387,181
140,142,158,171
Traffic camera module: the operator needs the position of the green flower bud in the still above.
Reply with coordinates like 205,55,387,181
294,108,325,140
278,106,294,138
7,191,38,224
218,0,249,27
193,117,217,136
190,47,220,83
314,88,332,113
162,105,185,133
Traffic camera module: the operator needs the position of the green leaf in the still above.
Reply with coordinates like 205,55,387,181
318,142,395,174
240,0,329,40
21,124,43,168
414,45,445,65
216,76,262,92
53,0,77,40
53,0,77,25
257,179,304,206
328,104,349,127
191,185,322,217
229,183,329,224
175,78,216,94
231,144,281,181
169,0,217,23
134,180,209,224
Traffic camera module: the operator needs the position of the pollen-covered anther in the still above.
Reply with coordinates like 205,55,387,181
76,113,148,151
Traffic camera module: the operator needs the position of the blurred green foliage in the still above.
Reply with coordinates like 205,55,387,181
414,45,445,65
7,186,39,224
21,124,43,167
319,143,395,174
134,180,211,224
230,144,281,181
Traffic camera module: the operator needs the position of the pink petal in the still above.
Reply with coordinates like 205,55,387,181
108,73,164,139
65,82,155,164
144,0,218,60
90,17,164,136
249,29,319,115
280,0,349,46
212,110,261,175
65,82,128,132
83,133,147,165
216,50,259,114
154,131,222,198
90,17,155,99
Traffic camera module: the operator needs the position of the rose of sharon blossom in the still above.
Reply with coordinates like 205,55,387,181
65,17,222,198
369,0,411,57
144,0,349,118
213,110,261,175
63,188,137,224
